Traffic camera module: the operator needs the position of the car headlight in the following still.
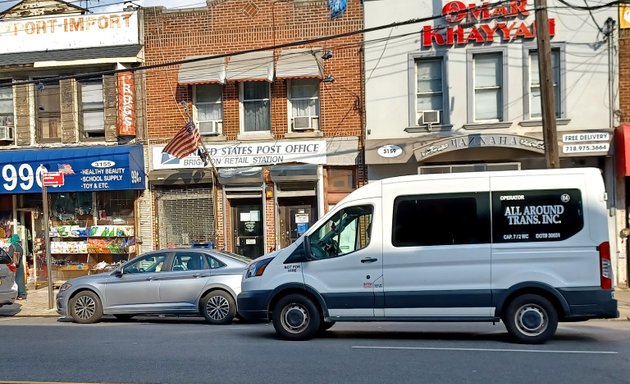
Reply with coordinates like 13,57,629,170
245,257,274,279
59,282,73,292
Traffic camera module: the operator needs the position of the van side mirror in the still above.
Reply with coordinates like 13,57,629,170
285,238,314,263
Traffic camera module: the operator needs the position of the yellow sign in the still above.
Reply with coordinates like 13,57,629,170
620,5,630,29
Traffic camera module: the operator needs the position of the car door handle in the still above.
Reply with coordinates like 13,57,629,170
193,273,201,278
361,257,378,263
146,277,155,281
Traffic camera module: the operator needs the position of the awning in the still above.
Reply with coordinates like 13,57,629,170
276,49,322,79
217,167,263,185
270,164,319,182
149,169,214,185
0,145,145,194
178,56,226,85
0,45,144,67
616,125,630,176
226,51,274,82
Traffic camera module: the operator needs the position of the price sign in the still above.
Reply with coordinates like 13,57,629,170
42,172,65,187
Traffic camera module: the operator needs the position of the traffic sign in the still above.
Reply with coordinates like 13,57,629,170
42,172,65,187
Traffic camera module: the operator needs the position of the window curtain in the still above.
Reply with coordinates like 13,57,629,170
244,82,270,132
291,80,319,117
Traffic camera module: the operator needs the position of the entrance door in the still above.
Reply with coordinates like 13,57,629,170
278,197,317,248
232,199,264,259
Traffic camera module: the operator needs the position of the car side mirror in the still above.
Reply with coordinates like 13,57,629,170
112,269,123,278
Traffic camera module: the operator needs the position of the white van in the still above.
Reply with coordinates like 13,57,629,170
237,168,619,344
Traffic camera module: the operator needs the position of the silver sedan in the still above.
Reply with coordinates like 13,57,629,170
56,248,249,324
0,250,17,307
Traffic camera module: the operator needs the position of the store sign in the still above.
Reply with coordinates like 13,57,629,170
0,145,145,194
42,172,65,187
0,11,139,54
377,144,403,158
561,131,611,155
152,140,327,170
117,72,136,136
562,132,610,143
422,0,555,47
415,134,545,160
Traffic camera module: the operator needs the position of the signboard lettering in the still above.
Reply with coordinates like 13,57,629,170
117,72,136,136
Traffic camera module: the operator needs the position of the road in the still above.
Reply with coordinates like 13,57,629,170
0,317,629,384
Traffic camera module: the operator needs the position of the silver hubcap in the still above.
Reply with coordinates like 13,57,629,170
206,295,230,321
73,295,96,321
515,304,547,337
281,303,309,334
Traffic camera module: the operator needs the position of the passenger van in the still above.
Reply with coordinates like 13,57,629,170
237,168,618,344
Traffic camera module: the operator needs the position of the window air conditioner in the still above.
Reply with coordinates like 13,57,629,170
422,110,440,125
0,125,14,141
199,120,222,135
292,116,319,131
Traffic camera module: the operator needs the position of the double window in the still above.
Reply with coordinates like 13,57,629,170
194,84,223,135
289,79,320,131
79,80,105,138
35,80,61,141
526,46,564,120
0,80,13,138
242,82,270,132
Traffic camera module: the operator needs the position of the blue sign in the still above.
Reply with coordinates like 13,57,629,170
329,0,347,18
0,145,145,194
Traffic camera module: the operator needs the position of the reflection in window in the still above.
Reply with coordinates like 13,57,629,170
309,205,373,259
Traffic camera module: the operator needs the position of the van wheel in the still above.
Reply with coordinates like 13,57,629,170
272,294,321,340
503,294,558,344
69,291,103,324
201,291,236,325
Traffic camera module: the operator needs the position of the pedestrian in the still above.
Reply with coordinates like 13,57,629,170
8,234,26,300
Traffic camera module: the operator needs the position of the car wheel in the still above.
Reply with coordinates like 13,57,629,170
69,291,103,324
113,314,134,321
503,294,558,344
201,290,236,325
272,294,321,341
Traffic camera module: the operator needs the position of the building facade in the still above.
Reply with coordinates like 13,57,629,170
141,0,364,258
0,0,147,285
363,0,626,286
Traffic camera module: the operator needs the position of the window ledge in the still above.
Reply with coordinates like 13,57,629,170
284,130,324,139
518,118,571,127
236,132,274,141
201,134,227,142
462,122,513,130
404,125,453,133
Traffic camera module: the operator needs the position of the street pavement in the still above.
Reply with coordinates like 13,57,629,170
1,282,629,320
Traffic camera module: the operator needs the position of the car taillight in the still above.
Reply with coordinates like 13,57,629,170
7,262,16,273
598,241,612,289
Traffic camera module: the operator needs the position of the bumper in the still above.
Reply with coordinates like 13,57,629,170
561,288,619,320
56,293,69,316
0,285,18,306
237,290,273,323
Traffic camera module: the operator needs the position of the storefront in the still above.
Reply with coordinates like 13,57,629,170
149,138,358,258
0,145,146,287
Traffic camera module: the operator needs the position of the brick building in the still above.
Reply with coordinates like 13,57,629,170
0,0,147,285
141,0,364,258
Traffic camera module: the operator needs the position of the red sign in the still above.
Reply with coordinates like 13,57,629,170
117,71,136,136
42,172,64,187
422,0,555,47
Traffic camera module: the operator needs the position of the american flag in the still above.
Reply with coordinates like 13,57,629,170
162,120,201,159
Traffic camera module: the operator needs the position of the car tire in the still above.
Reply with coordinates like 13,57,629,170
113,314,134,321
503,294,558,344
272,294,321,341
69,291,103,324
201,290,236,325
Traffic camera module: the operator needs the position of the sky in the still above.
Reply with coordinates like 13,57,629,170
0,0,206,14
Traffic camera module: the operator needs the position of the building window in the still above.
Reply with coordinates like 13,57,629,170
79,81,104,138
415,58,443,126
36,81,61,141
289,79,319,131
472,51,504,122
242,82,270,132
528,49,561,119
194,84,223,135
0,80,14,140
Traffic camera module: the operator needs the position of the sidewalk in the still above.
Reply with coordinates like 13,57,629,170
1,284,629,320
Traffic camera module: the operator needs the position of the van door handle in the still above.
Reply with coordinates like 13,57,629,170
361,257,378,263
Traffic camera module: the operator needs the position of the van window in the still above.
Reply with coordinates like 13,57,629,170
492,189,583,242
309,205,373,259
392,193,490,246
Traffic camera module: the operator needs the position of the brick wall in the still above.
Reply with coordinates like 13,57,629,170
620,29,630,123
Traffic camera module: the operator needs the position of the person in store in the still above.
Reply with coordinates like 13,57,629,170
9,234,26,300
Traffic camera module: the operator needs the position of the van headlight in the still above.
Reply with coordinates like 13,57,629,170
245,257,274,279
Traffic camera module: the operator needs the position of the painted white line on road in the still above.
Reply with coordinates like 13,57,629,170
352,346,618,355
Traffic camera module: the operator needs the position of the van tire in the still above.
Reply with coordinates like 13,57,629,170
272,294,321,340
503,294,558,344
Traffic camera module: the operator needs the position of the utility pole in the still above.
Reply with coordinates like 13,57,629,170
534,0,559,168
